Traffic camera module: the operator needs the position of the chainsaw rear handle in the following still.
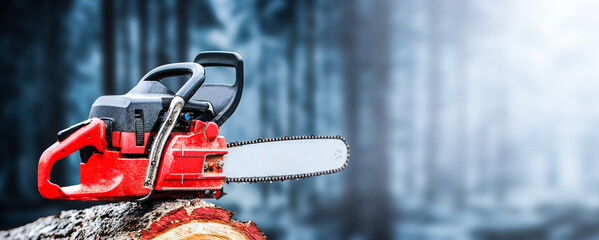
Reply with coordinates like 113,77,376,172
140,62,206,102
194,51,244,126
38,118,107,199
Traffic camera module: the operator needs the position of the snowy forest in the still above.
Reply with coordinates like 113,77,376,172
3,0,599,239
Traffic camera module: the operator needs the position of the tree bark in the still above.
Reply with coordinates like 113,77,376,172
0,199,266,240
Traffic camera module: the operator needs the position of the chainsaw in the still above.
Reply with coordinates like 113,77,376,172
38,51,349,201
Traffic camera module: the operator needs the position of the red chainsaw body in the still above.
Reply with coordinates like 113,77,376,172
39,52,245,201
38,118,227,201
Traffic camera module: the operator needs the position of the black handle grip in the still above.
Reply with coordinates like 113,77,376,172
141,62,206,102
194,51,244,126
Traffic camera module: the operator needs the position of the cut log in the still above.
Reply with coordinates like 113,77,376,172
0,198,266,240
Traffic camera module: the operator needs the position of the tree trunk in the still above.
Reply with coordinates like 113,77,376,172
424,0,442,204
137,0,148,75
0,199,266,240
176,0,189,62
366,0,392,238
304,0,316,135
453,0,469,210
341,0,361,237
102,0,116,95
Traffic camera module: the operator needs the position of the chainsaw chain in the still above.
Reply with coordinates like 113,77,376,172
225,135,350,183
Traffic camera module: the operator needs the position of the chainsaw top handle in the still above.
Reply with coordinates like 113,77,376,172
194,51,243,126
140,62,206,102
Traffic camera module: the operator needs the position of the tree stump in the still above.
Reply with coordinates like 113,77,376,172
0,198,266,240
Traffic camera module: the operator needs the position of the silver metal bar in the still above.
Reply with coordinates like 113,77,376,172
138,96,185,200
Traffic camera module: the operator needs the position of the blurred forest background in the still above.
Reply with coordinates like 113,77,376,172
3,0,599,239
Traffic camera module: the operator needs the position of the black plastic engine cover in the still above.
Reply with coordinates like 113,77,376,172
89,81,213,133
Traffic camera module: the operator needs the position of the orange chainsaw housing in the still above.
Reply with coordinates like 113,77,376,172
38,118,227,201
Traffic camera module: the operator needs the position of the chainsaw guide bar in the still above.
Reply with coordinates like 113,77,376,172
225,135,350,183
